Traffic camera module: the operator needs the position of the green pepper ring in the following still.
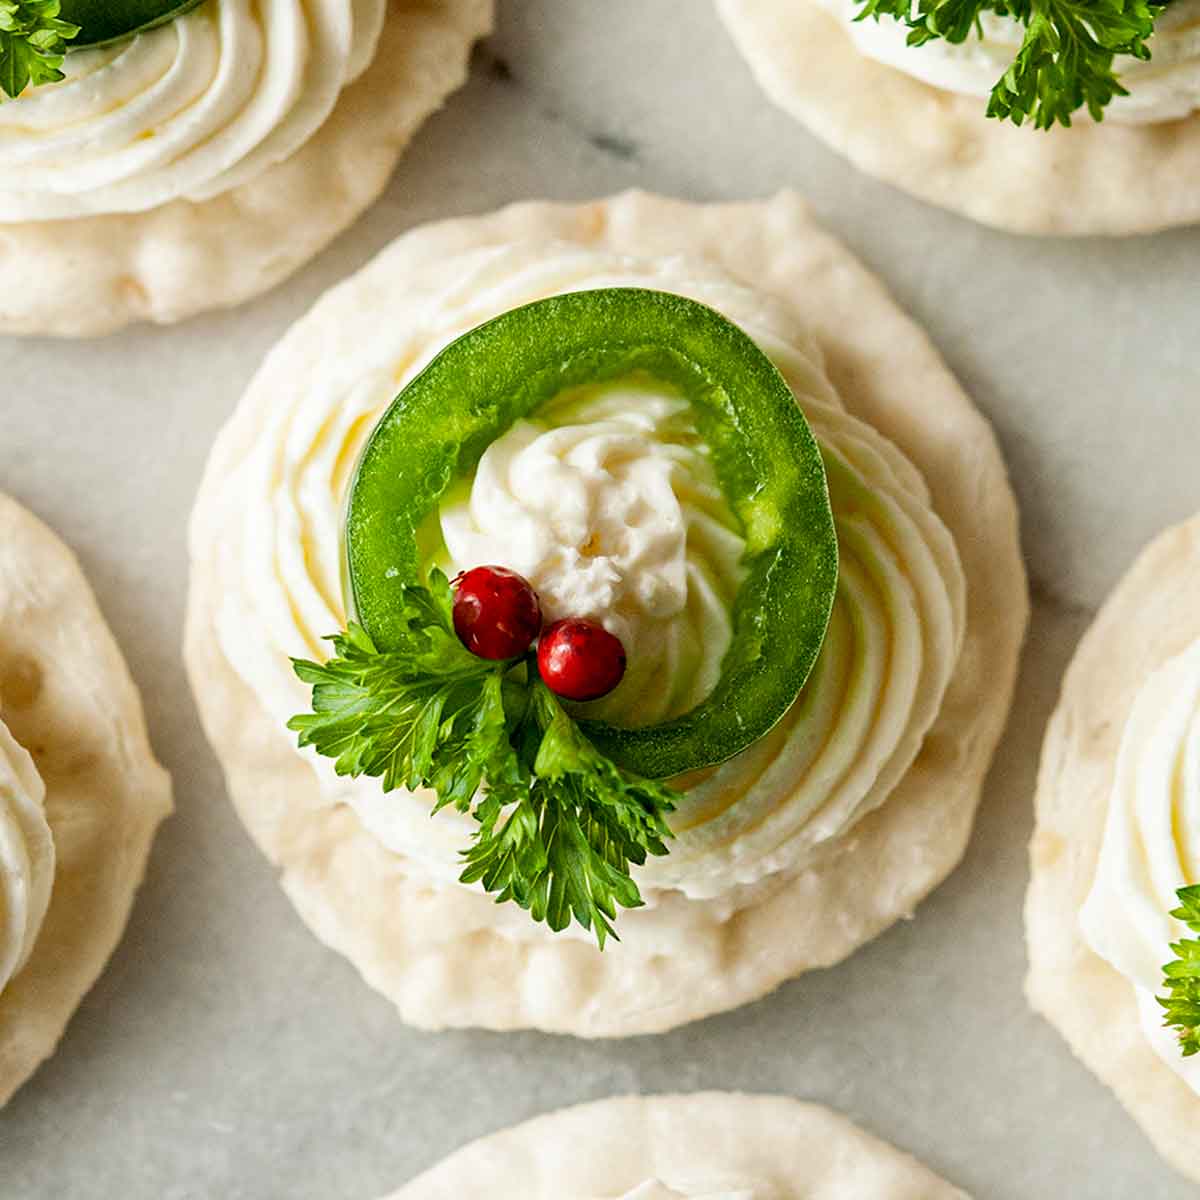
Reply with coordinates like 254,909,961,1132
346,288,839,780
63,0,205,49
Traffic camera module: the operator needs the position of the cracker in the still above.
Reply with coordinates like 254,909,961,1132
185,191,1027,1036
0,494,172,1106
717,0,1200,235
385,1092,968,1199
0,0,492,337
1026,516,1200,1182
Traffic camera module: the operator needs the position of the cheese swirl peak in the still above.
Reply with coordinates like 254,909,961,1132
211,242,965,912
0,0,386,220
0,715,54,996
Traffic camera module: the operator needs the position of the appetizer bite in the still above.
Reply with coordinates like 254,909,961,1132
717,0,1200,234
0,0,491,336
381,1093,969,1199
1028,515,1200,1182
0,493,171,1106
186,191,1026,1036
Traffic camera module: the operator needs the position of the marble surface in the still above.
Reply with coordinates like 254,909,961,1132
1,2,1198,1196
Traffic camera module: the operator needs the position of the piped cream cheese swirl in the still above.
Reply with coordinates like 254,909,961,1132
1081,637,1200,1093
0,715,54,995
0,0,386,220
440,383,746,728
211,241,965,912
816,0,1200,124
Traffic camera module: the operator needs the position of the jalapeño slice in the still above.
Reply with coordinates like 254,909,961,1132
63,0,205,49
346,288,838,780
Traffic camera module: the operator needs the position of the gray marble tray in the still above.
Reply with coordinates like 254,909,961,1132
3,2,1198,1196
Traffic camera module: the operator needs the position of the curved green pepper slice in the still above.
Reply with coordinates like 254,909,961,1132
346,288,839,780
62,0,205,49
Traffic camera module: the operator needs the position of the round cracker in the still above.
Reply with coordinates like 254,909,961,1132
185,191,1027,1037
384,1092,968,1199
0,494,172,1106
0,0,493,338
1026,515,1200,1182
716,0,1200,236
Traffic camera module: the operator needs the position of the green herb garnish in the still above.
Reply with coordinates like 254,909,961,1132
855,0,1166,128
0,1,78,99
1160,885,1200,1055
288,570,677,948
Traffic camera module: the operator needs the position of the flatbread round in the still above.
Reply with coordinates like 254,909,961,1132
185,191,1027,1037
1026,515,1200,1182
0,494,172,1107
716,0,1200,236
0,0,493,338
384,1092,968,1199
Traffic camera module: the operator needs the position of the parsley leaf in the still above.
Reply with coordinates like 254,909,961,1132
1160,885,1200,1056
288,570,677,947
461,682,676,947
0,1,79,100
289,572,515,799
855,0,1165,127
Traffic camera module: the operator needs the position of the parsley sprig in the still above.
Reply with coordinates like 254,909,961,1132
1161,885,1200,1056
288,570,676,947
0,1,78,100
855,0,1165,127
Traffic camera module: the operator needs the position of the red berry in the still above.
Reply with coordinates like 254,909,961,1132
537,619,627,702
452,566,542,660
